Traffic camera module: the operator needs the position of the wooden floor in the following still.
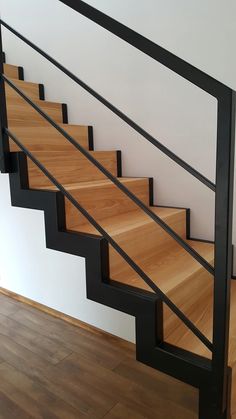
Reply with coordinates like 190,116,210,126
0,293,199,419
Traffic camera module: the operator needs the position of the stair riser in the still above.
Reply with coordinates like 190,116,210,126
109,211,187,279
6,97,64,126
27,151,119,188
65,179,150,229
9,125,90,152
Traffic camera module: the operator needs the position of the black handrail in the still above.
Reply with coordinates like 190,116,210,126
6,126,213,352
0,19,215,192
58,0,228,98
3,74,214,276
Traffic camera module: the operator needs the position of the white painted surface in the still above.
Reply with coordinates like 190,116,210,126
0,174,135,341
0,0,235,340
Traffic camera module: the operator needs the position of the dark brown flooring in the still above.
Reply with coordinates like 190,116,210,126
0,293,198,418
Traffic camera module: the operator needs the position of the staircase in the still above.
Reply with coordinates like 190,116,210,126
0,2,236,418
1,55,236,419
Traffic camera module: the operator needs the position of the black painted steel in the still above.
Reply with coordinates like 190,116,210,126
0,19,215,192
38,84,45,100
0,22,9,172
211,90,236,413
2,74,215,276
6,127,213,352
18,66,24,80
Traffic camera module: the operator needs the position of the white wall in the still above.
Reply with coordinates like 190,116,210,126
0,174,135,341
0,0,235,340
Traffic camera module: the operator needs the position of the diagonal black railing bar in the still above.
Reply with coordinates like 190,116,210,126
0,19,215,192
6,127,213,352
3,74,215,276
59,0,227,99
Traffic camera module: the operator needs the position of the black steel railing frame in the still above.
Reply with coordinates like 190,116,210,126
0,1,235,414
2,73,213,352
0,24,9,173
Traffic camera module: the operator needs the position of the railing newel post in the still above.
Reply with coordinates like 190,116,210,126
210,88,236,416
0,19,9,173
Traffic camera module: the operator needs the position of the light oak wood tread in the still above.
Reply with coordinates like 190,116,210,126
9,124,91,151
27,150,120,187
68,206,192,288
72,206,186,237
63,177,151,228
7,96,66,126
5,77,42,100
35,177,151,228
3,63,21,79
109,239,214,293
165,280,236,363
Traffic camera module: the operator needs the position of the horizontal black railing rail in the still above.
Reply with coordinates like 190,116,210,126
1,2,235,415
6,126,213,352
0,20,215,192
3,74,214,276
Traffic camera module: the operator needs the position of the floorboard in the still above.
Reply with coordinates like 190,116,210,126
0,293,198,418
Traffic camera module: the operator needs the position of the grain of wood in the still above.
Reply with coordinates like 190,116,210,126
3,63,19,79
27,150,119,188
0,293,198,418
7,96,63,126
5,78,40,100
9,124,90,151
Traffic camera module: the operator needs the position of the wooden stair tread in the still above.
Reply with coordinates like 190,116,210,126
36,177,149,191
67,205,213,295
3,63,20,79
110,238,214,294
9,124,90,151
27,150,119,187
7,97,65,126
6,77,41,100
166,281,236,367
71,206,186,236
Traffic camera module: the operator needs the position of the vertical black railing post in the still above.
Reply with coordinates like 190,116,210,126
211,88,236,417
0,20,9,173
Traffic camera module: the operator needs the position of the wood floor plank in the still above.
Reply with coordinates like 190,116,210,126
0,294,199,419
9,307,132,369
103,402,146,419
0,293,20,316
0,313,72,365
113,357,198,414
0,390,33,419
0,335,115,418
0,362,85,419
8,297,134,356
57,352,197,419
